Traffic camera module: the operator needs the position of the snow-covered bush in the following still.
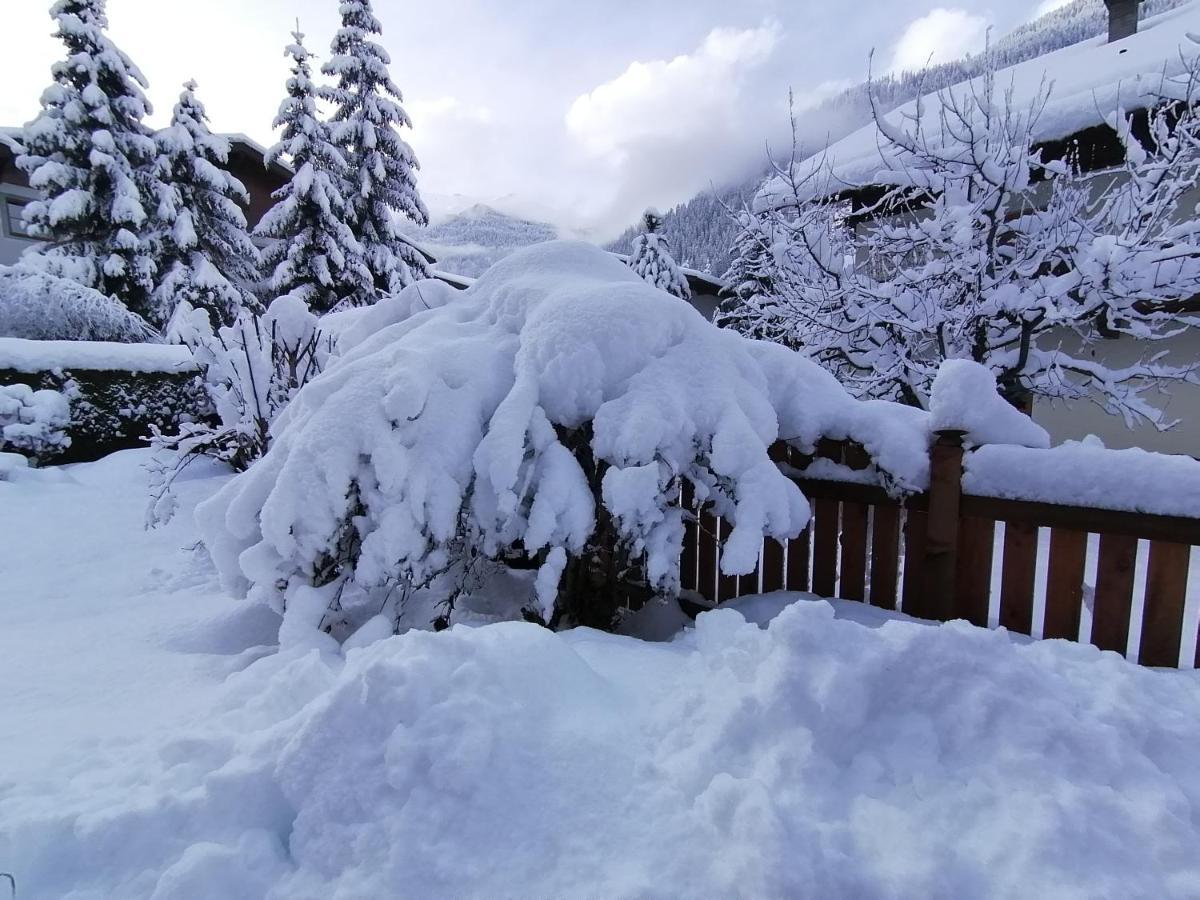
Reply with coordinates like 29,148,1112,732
0,264,155,342
0,383,71,460
149,295,332,523
197,241,929,647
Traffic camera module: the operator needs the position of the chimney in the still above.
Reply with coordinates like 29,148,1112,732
1103,0,1142,43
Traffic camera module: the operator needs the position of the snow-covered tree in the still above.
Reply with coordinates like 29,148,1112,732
151,81,262,326
628,209,691,299
255,31,372,313
321,0,431,294
16,0,167,322
195,241,930,647
726,53,1200,426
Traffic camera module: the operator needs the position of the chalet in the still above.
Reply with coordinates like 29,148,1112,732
755,0,1200,456
0,128,291,266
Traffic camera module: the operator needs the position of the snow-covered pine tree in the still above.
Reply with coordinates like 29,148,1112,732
321,0,431,296
151,81,262,326
16,0,166,323
628,209,691,299
254,30,372,313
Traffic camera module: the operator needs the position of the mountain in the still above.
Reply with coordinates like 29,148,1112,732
403,204,561,278
607,0,1191,278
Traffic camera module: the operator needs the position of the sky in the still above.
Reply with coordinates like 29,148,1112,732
2,0,1064,238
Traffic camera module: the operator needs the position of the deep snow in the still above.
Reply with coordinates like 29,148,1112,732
3,450,1200,899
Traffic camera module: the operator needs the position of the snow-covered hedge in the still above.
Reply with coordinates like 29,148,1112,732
198,242,930,646
0,263,156,342
0,338,207,464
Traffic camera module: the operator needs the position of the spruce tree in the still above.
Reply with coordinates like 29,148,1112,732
321,0,431,295
152,81,262,326
628,209,691,300
17,0,166,322
255,30,372,313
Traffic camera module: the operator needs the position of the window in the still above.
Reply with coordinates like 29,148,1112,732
4,198,37,239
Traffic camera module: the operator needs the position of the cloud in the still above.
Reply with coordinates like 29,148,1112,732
889,8,989,74
565,23,780,161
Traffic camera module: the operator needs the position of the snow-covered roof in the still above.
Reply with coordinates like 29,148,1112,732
758,1,1200,209
0,126,21,155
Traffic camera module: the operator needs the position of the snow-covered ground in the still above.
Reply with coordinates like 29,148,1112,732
3,451,1200,898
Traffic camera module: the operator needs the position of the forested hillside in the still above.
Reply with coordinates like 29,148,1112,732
607,0,1189,276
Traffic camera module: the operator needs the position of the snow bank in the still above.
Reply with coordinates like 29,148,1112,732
930,359,1050,449
6,597,1200,899
198,241,929,644
0,336,195,374
964,437,1200,515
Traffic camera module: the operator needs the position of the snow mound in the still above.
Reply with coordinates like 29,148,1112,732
0,336,194,374
198,241,929,644
930,359,1050,449
7,598,1200,898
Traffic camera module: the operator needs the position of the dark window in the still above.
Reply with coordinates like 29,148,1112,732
5,198,37,239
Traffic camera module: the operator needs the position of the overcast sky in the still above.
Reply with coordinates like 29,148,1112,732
1,0,1066,237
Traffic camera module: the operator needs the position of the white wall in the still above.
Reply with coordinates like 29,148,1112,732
1033,327,1200,457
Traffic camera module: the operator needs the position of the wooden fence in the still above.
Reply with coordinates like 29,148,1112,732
680,433,1200,669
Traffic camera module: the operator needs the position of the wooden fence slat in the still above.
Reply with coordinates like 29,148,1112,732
840,502,869,601
1091,533,1138,655
1138,541,1190,668
680,484,698,593
697,509,719,604
812,499,840,597
787,527,810,592
869,506,900,609
717,518,738,604
901,509,928,616
953,516,994,628
1043,528,1087,641
998,521,1038,635
925,432,965,621
762,538,785,593
738,566,759,599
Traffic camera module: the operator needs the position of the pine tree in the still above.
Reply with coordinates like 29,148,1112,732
628,209,691,299
254,30,372,313
151,81,262,326
16,0,166,322
321,0,431,295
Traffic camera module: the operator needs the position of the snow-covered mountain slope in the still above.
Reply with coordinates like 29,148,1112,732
3,450,1200,898
608,0,1193,277
401,203,560,277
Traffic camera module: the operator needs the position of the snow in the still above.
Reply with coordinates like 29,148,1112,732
964,437,1200,515
0,336,194,373
758,2,1200,208
3,451,1200,898
930,359,1051,449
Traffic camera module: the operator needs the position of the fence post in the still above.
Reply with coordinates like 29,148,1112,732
923,429,966,621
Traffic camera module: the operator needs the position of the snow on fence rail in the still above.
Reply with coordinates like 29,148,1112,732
682,434,1200,669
